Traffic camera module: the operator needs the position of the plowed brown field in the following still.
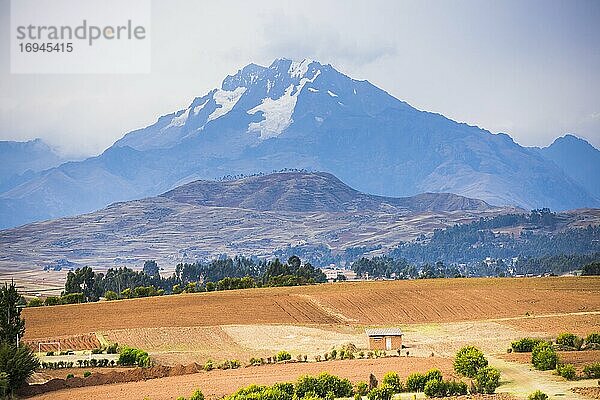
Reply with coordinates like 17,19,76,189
25,356,455,400
22,277,600,339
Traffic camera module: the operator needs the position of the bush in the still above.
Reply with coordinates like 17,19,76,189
475,366,501,394
106,342,119,354
424,379,448,397
405,372,427,391
203,359,214,371
381,372,403,393
118,346,150,367
556,363,577,380
453,346,488,378
511,338,545,352
355,381,369,396
531,342,557,370
528,390,548,400
424,368,443,382
83,371,92,377
586,333,600,344
66,373,74,379
104,290,118,300
26,297,43,307
189,389,205,400
295,373,352,398
583,362,600,378
511,338,544,353
446,380,468,396
366,385,393,400
0,343,40,393
556,333,578,348
276,350,292,362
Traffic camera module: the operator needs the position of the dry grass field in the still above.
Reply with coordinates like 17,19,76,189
20,276,600,399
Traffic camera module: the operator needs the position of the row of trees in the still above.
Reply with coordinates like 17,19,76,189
60,256,326,303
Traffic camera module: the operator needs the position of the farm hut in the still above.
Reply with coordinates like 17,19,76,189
365,328,403,351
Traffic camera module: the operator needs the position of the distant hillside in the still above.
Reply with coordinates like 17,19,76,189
0,138,65,191
535,134,600,200
162,172,492,213
0,171,514,275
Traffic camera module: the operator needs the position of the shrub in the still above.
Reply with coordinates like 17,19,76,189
203,359,214,371
583,362,600,378
83,371,92,377
531,342,558,371
424,379,448,397
66,373,74,379
446,380,468,396
26,298,43,307
295,373,352,398
511,338,545,353
556,333,578,348
118,346,150,367
528,390,548,400
43,296,61,306
453,346,488,378
405,372,427,391
104,290,118,300
556,363,577,380
0,343,40,393
355,381,369,396
46,351,54,356
366,385,393,400
475,366,501,394
189,389,204,400
381,372,403,393
106,342,119,354
276,350,292,362
424,368,443,382
91,348,103,354
586,333,600,344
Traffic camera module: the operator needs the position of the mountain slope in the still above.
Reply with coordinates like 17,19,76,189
1,59,598,228
0,139,66,191
0,172,515,274
534,134,600,200
162,172,492,213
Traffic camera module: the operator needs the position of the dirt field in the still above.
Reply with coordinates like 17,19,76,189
23,333,101,352
25,356,455,400
19,277,600,399
22,277,600,339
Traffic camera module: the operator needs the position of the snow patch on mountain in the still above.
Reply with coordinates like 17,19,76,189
166,108,190,128
288,58,313,78
308,87,319,92
207,87,246,122
247,70,321,139
193,99,209,115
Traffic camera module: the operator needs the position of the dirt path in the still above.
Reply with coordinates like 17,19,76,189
491,356,597,400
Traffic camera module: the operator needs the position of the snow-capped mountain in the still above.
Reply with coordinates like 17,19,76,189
0,59,598,228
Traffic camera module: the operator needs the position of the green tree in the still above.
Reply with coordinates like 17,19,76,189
64,266,100,301
0,343,40,393
381,372,403,393
453,346,488,378
582,261,600,275
104,290,118,300
475,366,501,393
531,342,557,370
143,260,160,277
0,282,25,345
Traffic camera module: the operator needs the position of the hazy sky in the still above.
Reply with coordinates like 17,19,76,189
0,0,599,157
